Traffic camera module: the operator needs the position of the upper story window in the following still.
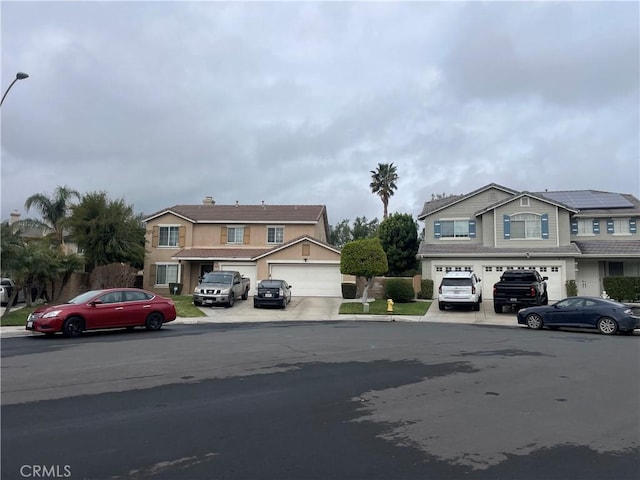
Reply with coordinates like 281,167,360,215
227,226,245,244
267,226,284,244
434,219,476,239
504,213,548,240
577,219,591,235
159,226,180,247
606,218,637,235
572,218,600,235
520,197,530,207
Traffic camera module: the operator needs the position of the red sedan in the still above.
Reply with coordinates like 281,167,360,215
26,288,177,337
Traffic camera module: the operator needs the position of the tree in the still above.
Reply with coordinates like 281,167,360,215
378,213,420,276
329,219,352,247
68,192,145,271
369,162,398,220
23,185,80,249
340,238,388,306
352,216,379,240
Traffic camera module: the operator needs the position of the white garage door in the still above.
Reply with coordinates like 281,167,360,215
270,264,342,297
481,266,563,301
219,263,257,295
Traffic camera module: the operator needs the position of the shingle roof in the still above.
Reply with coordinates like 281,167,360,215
573,240,640,257
144,204,327,223
417,183,518,219
418,243,581,257
172,248,271,260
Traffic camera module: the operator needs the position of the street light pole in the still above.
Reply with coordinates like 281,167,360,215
0,72,29,107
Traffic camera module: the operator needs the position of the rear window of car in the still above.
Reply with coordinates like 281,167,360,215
441,278,472,286
259,281,282,288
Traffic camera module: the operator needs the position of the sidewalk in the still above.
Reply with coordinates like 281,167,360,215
0,299,520,338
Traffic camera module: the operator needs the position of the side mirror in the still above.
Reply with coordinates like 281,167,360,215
91,300,103,306
542,276,549,281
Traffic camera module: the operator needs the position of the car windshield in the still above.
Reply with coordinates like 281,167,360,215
67,290,104,304
203,273,231,283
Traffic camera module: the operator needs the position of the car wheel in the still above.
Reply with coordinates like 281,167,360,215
541,294,549,305
241,289,248,300
597,317,618,335
473,302,480,311
479,295,483,304
494,304,502,314
194,300,202,307
438,302,446,311
525,313,543,330
253,302,260,309
145,312,164,331
226,294,235,308
62,316,84,337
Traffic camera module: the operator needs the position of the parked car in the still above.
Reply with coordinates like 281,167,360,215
1,278,25,306
493,269,548,313
438,271,482,311
193,271,250,308
254,279,292,309
517,296,640,335
26,288,177,337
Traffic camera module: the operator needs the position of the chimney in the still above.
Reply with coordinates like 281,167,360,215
203,196,215,205
235,200,239,207
9,210,20,225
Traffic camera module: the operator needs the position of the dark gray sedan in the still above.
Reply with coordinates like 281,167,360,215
253,279,292,309
517,296,640,335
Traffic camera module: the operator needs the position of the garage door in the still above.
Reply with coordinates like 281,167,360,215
270,264,342,297
480,266,563,301
219,263,257,296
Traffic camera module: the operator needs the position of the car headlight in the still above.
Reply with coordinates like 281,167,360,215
221,288,230,295
194,288,201,294
43,310,62,318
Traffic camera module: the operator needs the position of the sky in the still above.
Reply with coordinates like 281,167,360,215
1,1,639,228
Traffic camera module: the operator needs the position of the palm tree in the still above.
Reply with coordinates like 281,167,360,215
369,163,398,219
23,185,80,249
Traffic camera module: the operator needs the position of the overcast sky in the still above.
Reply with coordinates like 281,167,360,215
2,1,639,227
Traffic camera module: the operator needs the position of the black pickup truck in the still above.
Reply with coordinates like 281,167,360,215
493,269,548,313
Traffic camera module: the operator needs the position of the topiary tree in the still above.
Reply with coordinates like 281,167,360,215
378,213,420,276
340,238,388,307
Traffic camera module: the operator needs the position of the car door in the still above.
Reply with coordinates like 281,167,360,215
547,298,581,326
87,291,126,329
120,290,153,325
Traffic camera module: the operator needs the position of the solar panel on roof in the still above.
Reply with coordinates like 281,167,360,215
540,191,633,209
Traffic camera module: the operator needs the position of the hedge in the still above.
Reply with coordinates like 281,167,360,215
602,277,640,302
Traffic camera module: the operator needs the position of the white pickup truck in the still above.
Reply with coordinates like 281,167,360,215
193,271,250,308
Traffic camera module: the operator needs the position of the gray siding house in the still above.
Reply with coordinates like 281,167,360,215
418,184,640,301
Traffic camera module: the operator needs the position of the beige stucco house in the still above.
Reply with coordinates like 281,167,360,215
142,197,343,297
418,184,640,301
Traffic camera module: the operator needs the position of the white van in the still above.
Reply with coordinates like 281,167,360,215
438,271,482,311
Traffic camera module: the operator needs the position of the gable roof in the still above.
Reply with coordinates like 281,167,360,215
144,204,327,224
417,183,518,219
475,191,578,216
171,235,339,261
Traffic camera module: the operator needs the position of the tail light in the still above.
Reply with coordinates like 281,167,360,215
471,286,476,294
530,286,536,297
438,286,442,294
279,288,284,297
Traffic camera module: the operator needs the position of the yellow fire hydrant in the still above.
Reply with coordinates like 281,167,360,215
387,298,394,313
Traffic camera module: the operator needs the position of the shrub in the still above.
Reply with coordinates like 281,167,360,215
603,277,640,302
384,278,415,303
416,279,434,299
341,282,357,299
565,279,578,297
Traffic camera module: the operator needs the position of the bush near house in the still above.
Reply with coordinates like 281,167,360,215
603,277,640,302
384,278,415,303
416,279,434,300
565,280,578,297
341,282,357,299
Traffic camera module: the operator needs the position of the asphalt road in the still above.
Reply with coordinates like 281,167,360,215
2,322,639,480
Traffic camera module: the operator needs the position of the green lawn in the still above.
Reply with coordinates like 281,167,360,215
339,299,431,316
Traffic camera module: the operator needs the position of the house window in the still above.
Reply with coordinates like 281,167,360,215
441,220,469,238
613,219,630,235
520,197,530,207
159,226,180,247
485,267,492,272
267,226,284,244
156,264,179,285
510,213,542,239
577,220,592,235
436,267,443,272
227,226,244,244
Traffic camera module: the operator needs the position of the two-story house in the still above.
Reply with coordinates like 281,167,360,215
142,197,343,297
418,184,640,301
